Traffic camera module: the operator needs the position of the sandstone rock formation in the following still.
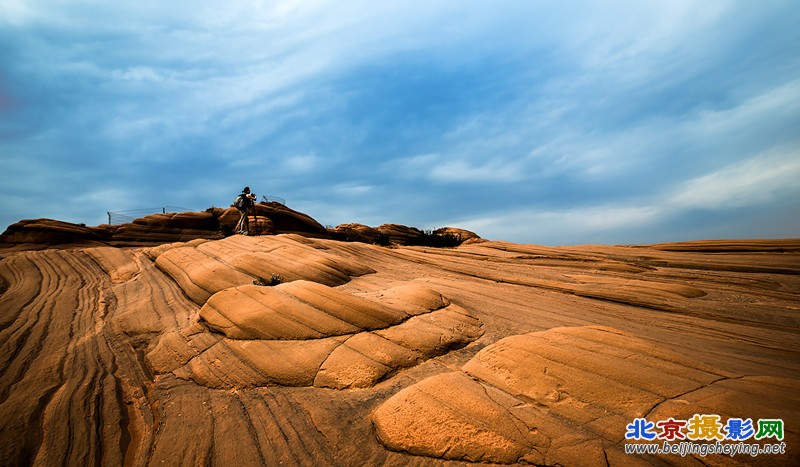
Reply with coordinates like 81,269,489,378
0,229,798,465
214,202,328,237
329,223,481,246
328,223,384,244
2,205,478,249
148,234,374,304
374,325,799,464
110,211,223,244
433,226,482,243
0,218,108,248
158,280,481,390
375,224,424,245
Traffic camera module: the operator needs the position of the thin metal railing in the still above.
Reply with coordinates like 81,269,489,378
262,195,286,205
106,206,191,225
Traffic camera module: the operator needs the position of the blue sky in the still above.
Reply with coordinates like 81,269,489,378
1,1,799,245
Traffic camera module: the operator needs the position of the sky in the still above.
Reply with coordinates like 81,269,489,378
1,1,799,245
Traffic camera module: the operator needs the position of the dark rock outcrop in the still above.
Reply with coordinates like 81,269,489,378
376,224,424,245
1,202,333,249
0,218,108,249
433,227,482,244
2,202,479,250
328,223,384,244
328,223,482,246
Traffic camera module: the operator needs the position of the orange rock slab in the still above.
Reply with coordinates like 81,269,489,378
373,325,800,465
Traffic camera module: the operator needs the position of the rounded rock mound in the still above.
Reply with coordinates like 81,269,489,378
200,280,448,340
372,325,800,465
148,279,483,390
150,234,375,305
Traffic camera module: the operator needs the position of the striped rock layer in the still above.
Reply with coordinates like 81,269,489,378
0,236,798,465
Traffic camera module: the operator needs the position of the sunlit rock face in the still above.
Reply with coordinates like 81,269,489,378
373,325,800,464
1,228,798,465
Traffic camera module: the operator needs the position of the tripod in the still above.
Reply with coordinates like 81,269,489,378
249,201,260,236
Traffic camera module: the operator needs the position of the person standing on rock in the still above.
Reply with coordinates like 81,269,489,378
234,186,257,235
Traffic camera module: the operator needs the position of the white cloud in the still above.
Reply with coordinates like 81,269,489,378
456,203,662,243
73,188,133,206
566,1,732,81
686,79,800,140
430,157,528,183
0,0,36,25
111,67,164,82
229,156,265,169
384,152,530,184
519,78,800,183
332,183,374,196
452,145,800,244
284,154,319,173
669,146,800,210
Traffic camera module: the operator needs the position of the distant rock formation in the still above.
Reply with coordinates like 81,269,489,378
432,226,481,244
0,219,108,248
328,223,481,246
104,211,223,244
1,202,479,249
328,223,384,244
0,211,228,249
375,224,425,245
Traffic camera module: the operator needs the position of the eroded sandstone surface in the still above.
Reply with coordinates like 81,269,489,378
374,325,799,465
0,229,798,465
